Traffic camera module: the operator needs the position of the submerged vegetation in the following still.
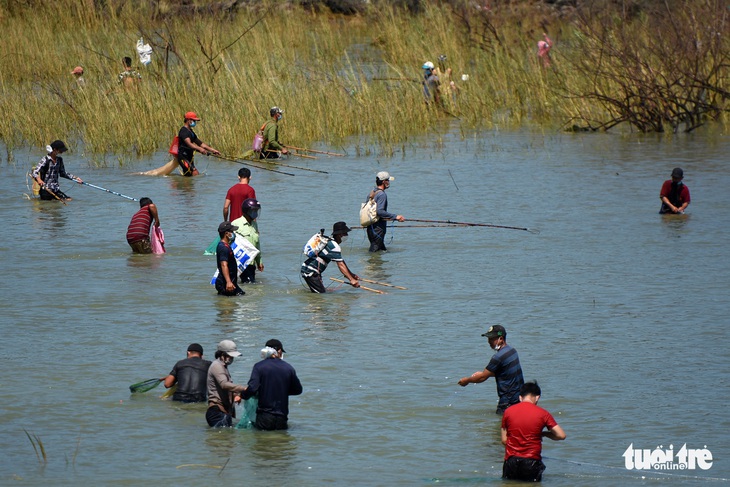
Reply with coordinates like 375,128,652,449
0,0,728,162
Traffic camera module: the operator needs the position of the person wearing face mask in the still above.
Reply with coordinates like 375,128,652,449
260,106,289,159
32,140,83,201
659,167,690,214
231,198,264,284
241,339,302,430
206,340,247,427
364,171,405,252
214,221,245,296
301,221,360,293
177,111,220,177
458,325,525,414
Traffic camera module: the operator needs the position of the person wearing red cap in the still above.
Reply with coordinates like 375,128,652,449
177,111,220,176
71,66,85,89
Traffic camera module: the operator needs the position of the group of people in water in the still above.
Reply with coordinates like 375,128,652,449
31,113,691,480
163,339,302,431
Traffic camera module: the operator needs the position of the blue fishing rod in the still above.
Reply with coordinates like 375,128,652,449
77,181,138,201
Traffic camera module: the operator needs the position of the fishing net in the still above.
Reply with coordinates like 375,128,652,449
129,378,162,393
235,397,258,429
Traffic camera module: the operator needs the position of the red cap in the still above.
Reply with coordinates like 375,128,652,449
184,111,200,121
71,66,84,75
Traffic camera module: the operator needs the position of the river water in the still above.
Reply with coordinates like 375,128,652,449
1,126,728,486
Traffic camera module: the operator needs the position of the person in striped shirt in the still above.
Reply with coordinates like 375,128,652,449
126,197,160,253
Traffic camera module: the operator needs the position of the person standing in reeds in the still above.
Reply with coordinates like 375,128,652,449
422,61,442,106
126,197,161,253
71,66,85,89
537,33,552,68
261,107,289,159
435,55,457,105
177,111,220,177
118,56,141,88
32,140,83,201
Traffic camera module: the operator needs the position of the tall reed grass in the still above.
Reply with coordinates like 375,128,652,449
1,0,726,164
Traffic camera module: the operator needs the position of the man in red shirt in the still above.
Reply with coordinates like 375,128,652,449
659,167,690,214
223,167,256,221
501,381,566,482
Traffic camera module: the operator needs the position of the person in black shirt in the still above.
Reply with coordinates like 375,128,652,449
163,343,212,403
177,111,220,176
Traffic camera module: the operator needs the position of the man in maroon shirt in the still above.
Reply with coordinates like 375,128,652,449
126,197,160,253
223,167,256,221
501,381,566,482
659,167,691,214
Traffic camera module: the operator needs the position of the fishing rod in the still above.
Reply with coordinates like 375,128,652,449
408,218,539,234
228,154,328,174
78,181,138,201
359,278,407,290
330,277,385,294
212,154,295,177
284,145,345,157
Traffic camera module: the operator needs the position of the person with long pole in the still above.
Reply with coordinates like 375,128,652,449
364,171,405,252
177,111,220,176
32,140,83,201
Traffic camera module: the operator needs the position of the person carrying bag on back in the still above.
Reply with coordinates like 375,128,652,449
364,171,405,252
300,222,360,293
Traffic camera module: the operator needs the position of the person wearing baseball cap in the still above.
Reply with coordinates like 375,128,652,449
206,339,247,427
301,221,360,293
163,343,212,403
176,111,220,176
458,325,525,414
241,338,302,430
31,139,84,201
364,171,405,252
260,106,289,159
422,61,442,106
659,167,690,214
71,66,85,88
214,221,245,296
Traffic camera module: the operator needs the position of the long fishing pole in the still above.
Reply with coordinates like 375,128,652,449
359,278,407,290
408,218,539,234
284,145,345,157
330,277,385,294
78,181,138,201
236,158,329,174
212,154,295,177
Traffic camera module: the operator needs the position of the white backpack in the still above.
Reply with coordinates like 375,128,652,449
359,190,381,227
303,230,330,258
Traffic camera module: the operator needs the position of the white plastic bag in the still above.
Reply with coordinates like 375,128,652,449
137,38,153,66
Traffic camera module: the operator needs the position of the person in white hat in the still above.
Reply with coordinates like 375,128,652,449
422,61,441,106
205,339,246,427
364,171,405,252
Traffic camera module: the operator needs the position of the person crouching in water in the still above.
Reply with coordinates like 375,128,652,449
301,221,360,293
126,197,161,253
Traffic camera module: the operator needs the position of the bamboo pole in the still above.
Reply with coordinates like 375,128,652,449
330,277,386,294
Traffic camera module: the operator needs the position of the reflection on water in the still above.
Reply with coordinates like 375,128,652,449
248,430,298,468
125,253,164,270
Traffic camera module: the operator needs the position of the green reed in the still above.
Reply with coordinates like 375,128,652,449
1,0,726,163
